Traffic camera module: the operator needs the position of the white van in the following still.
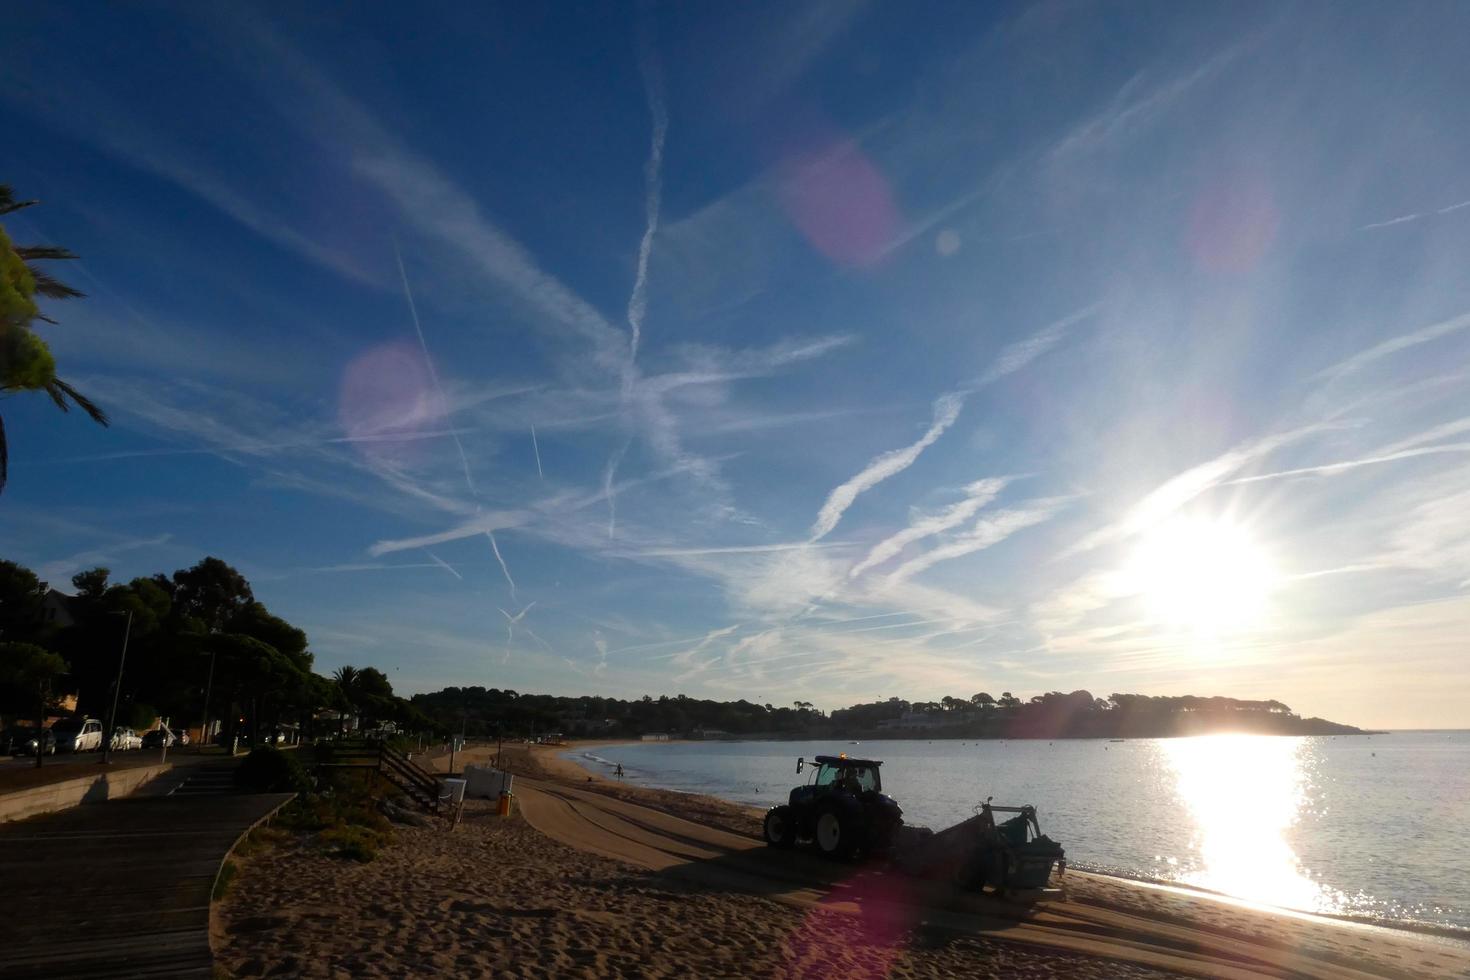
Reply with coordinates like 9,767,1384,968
52,717,104,752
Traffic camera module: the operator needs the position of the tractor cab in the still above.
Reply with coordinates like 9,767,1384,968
797,755,882,798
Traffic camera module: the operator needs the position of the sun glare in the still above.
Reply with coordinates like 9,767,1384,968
1126,517,1278,634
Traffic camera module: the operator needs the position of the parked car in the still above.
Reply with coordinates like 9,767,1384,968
52,717,105,753
140,728,176,750
110,727,143,751
1,727,56,756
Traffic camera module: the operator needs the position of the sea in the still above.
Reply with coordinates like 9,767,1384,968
565,731,1470,935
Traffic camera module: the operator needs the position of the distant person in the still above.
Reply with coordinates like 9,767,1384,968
615,763,624,779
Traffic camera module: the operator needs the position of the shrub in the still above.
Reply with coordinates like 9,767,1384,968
317,825,384,862
233,747,309,794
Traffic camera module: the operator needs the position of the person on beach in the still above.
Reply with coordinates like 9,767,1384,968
615,764,624,779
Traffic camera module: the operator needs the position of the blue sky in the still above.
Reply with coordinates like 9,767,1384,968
4,2,1469,728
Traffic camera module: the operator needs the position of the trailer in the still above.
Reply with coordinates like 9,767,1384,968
895,799,1066,898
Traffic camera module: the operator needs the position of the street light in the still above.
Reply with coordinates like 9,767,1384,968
198,647,217,753
100,610,133,766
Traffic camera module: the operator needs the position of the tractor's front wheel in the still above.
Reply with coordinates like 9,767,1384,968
763,806,796,849
814,803,855,859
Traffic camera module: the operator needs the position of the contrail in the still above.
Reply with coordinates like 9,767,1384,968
626,4,668,372
498,601,536,661
424,550,462,580
393,238,477,496
809,393,964,542
848,477,1008,578
602,439,631,539
531,424,544,479
486,531,517,600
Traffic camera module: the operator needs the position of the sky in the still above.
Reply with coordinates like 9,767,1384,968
3,2,1469,729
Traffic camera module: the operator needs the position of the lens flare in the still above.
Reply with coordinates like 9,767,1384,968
337,342,443,462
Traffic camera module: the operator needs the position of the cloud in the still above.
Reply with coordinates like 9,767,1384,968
1067,424,1325,556
977,303,1102,385
848,477,1008,578
395,240,477,497
1046,38,1255,168
423,550,462,580
1225,443,1470,487
809,393,965,541
1316,310,1470,382
35,533,175,586
368,510,531,557
1360,213,1422,231
625,7,669,369
485,531,517,600
885,500,1067,584
531,425,544,479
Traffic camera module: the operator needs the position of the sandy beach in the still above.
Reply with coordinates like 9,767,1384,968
213,741,1470,978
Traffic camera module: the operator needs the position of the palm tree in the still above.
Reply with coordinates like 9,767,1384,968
1,184,109,493
333,665,360,734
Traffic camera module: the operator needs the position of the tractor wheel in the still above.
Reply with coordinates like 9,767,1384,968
763,806,796,849
813,802,855,859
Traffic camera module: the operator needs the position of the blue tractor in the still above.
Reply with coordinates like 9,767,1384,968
762,754,904,859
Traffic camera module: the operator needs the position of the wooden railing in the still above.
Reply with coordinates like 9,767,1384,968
316,738,442,815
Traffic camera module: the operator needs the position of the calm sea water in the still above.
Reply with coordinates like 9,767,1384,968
565,732,1470,933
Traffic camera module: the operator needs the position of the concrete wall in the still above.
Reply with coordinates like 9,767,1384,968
0,764,171,824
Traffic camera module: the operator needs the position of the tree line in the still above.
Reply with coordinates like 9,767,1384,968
0,556,431,761
407,686,1361,740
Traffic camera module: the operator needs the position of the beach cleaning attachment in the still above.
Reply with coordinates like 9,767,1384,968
896,799,1066,896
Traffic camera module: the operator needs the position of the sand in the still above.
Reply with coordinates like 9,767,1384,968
212,741,1470,979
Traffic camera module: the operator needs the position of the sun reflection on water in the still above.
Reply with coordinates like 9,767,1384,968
1160,735,1341,914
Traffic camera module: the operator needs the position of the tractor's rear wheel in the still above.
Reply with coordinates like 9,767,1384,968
814,803,855,859
763,806,796,848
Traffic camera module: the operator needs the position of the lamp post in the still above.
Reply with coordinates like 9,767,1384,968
198,648,217,753
100,610,133,766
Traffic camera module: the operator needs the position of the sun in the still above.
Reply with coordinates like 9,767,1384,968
1125,516,1278,634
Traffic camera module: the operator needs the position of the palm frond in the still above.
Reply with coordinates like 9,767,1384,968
0,413,8,494
27,268,85,300
14,245,78,262
51,378,109,426
34,313,58,325
43,383,70,413
0,185,38,216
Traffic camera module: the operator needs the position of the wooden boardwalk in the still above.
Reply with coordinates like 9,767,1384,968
0,791,294,978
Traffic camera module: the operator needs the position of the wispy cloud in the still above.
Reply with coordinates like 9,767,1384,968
1361,198,1470,230
885,500,1067,584
395,239,477,497
977,303,1102,385
1068,424,1325,556
1316,310,1470,381
36,533,175,586
625,4,669,370
424,550,463,580
1225,443,1470,486
593,632,609,674
1360,213,1422,231
367,510,531,557
1046,38,1255,168
810,393,965,542
848,477,1008,578
530,425,544,479
485,531,517,601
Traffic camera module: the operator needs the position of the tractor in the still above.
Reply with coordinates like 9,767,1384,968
762,754,904,859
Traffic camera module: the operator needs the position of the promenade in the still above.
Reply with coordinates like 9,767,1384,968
0,786,294,978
